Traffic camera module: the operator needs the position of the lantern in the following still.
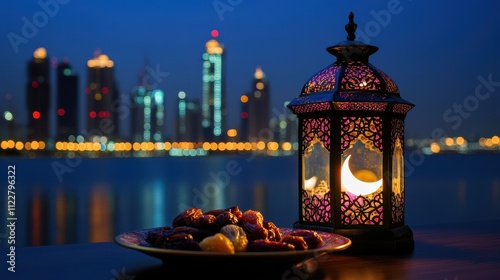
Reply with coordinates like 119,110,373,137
287,12,414,252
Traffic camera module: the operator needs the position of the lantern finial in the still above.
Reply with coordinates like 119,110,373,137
345,12,357,41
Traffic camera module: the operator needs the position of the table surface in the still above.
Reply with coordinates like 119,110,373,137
2,220,500,280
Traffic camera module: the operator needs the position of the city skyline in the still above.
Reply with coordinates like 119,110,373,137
2,1,500,140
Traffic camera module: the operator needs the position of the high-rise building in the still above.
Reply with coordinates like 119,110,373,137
239,93,250,141
175,91,202,142
148,89,165,142
202,31,226,141
247,66,270,141
26,47,51,141
130,64,165,142
56,59,79,141
270,101,298,144
130,85,146,142
86,52,118,140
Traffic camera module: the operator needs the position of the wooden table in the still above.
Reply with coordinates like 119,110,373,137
2,220,499,279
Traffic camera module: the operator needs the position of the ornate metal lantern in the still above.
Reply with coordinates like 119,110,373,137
287,12,414,251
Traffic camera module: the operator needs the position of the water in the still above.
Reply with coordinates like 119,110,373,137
1,153,499,248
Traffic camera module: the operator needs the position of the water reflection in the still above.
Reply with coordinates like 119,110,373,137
4,154,500,248
29,186,48,246
141,181,166,228
55,186,77,244
89,184,113,243
456,181,467,219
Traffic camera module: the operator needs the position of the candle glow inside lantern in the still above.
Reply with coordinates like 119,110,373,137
287,12,415,251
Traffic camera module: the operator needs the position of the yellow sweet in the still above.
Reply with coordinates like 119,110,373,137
220,224,248,252
199,233,235,254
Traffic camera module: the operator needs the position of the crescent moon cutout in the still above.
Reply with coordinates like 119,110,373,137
341,155,382,196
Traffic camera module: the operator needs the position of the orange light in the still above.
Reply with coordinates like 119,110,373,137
227,129,237,137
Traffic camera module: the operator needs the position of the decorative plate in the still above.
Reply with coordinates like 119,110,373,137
115,227,351,274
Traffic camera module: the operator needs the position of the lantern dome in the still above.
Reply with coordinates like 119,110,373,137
288,12,414,115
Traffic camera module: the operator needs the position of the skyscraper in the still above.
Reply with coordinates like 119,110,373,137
56,59,79,141
247,66,270,141
175,91,202,142
239,93,250,142
86,52,117,140
130,63,165,142
26,47,50,141
130,85,146,142
149,89,165,142
270,101,298,144
202,31,226,141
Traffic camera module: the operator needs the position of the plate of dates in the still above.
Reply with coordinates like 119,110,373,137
114,206,351,272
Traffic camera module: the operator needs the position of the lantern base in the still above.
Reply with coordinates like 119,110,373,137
333,225,414,254
293,222,414,254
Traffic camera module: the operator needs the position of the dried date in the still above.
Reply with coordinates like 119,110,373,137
263,221,282,241
204,208,225,217
216,211,239,227
172,207,203,227
145,227,173,245
241,209,264,226
243,223,268,241
287,229,324,249
155,206,326,253
172,226,211,242
247,240,296,252
154,233,201,251
281,235,308,250
191,214,218,233
226,205,243,221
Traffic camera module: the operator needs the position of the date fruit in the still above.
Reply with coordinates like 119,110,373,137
243,222,268,241
216,211,239,228
154,233,201,251
172,207,203,227
247,240,296,252
172,226,211,242
145,226,172,245
281,235,308,250
191,214,218,233
241,209,264,226
263,221,282,241
226,205,243,221
287,229,324,249
149,205,326,253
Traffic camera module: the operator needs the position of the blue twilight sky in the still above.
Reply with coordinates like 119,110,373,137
1,0,500,140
